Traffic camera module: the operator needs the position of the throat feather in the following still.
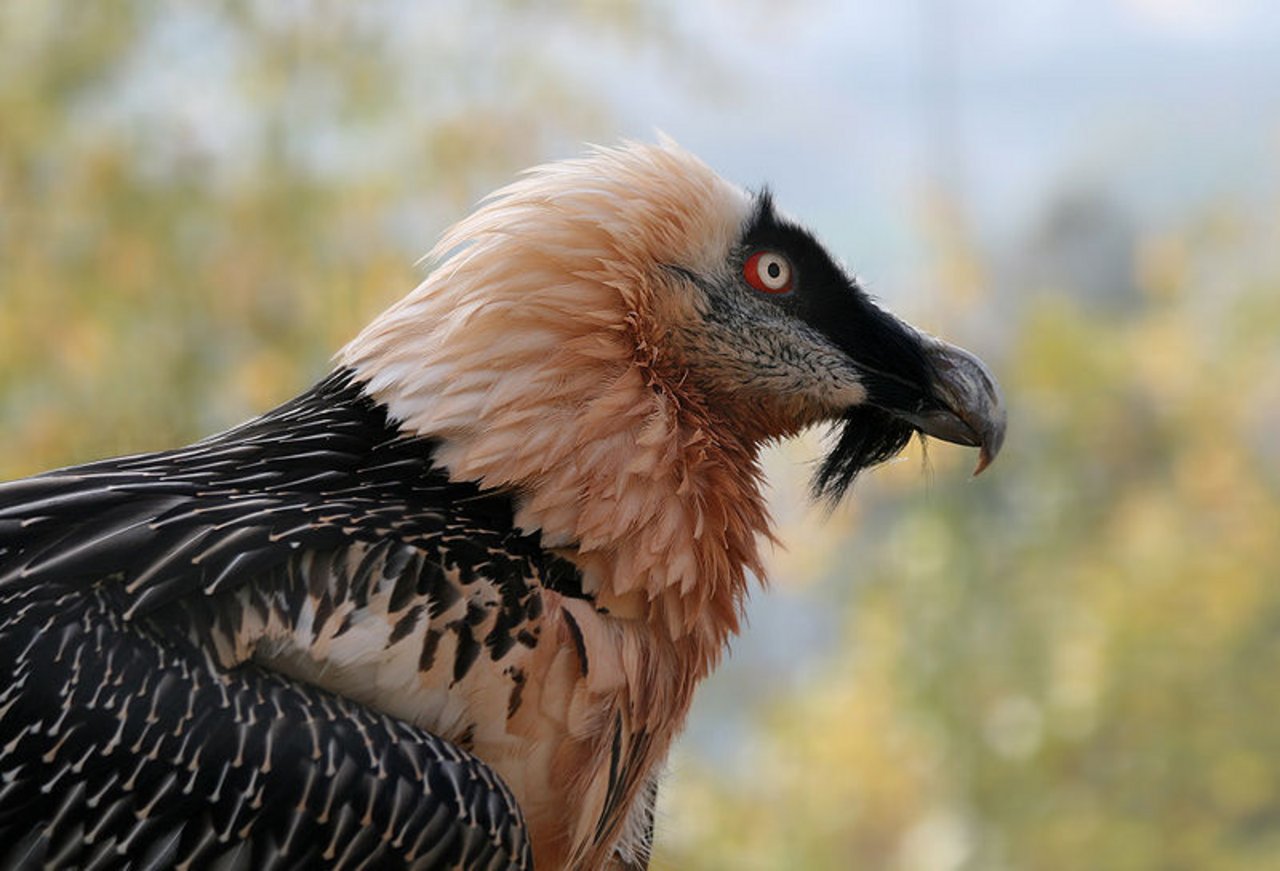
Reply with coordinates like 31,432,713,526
338,139,770,655
355,349,769,655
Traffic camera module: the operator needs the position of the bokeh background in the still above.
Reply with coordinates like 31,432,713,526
3,2,1280,868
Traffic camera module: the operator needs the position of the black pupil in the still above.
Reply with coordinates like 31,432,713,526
766,261,781,279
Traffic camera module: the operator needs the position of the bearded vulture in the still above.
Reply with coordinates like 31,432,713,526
0,141,1004,870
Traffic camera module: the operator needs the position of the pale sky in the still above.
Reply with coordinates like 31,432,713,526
605,0,1280,294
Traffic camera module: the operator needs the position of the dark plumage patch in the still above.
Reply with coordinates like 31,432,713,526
423,562,460,618
543,559,590,602
313,592,335,638
811,406,917,503
386,546,420,612
506,668,526,719
561,609,589,678
332,609,355,638
450,620,481,685
741,194,930,501
388,604,424,645
419,628,443,672
594,718,653,845
742,195,933,402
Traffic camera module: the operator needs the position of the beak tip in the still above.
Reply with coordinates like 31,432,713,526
970,410,1006,477
972,453,992,477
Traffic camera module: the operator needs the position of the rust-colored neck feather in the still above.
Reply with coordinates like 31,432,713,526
340,141,771,667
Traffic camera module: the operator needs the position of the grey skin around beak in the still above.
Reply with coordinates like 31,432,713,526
896,334,1007,476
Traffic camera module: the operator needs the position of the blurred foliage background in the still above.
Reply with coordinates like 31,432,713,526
3,2,1279,869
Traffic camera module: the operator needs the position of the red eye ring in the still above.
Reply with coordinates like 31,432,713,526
744,250,794,294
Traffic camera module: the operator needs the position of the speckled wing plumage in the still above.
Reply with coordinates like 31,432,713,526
0,370,577,869
0,606,524,870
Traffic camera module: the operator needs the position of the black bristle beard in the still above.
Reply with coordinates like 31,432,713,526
811,406,917,504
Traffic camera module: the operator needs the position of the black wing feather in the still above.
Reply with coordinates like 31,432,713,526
0,370,541,613
0,369,570,870
0,586,530,870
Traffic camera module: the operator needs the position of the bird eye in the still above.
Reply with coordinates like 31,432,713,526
744,250,793,294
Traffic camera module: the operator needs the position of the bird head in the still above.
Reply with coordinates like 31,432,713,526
345,139,1003,495
656,186,1005,501
341,139,1004,633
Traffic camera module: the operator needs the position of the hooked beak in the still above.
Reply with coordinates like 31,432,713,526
891,335,1006,475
